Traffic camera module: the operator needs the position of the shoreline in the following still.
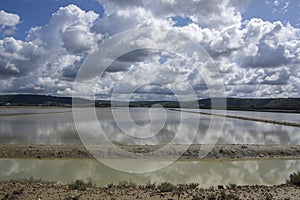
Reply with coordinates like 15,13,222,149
0,180,299,200
1,144,300,160
2,144,300,199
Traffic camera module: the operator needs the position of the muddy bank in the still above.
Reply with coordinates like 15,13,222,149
1,144,300,160
0,180,299,200
169,108,300,128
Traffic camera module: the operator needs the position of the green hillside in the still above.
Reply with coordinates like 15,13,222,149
0,94,299,111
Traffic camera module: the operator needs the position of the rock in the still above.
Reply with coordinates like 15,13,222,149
65,195,76,200
218,185,224,189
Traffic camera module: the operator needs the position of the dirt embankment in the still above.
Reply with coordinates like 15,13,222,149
0,181,300,200
168,108,300,128
1,144,300,160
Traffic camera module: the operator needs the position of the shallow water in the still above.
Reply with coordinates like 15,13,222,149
0,107,299,145
0,159,299,186
1,108,300,186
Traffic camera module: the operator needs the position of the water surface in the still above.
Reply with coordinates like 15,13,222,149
0,159,299,186
0,107,299,145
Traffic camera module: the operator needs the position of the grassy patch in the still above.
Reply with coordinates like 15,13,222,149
159,182,175,193
117,180,137,189
287,171,300,186
68,179,92,191
177,182,199,190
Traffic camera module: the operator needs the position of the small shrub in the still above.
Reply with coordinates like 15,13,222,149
227,194,240,200
177,183,199,190
219,190,226,200
4,188,24,200
87,177,93,186
11,188,24,195
188,182,199,189
192,195,204,200
287,171,300,186
177,183,186,190
229,183,237,190
16,177,45,184
68,179,92,191
207,193,216,200
145,181,156,190
118,180,137,189
159,182,175,193
208,186,214,191
138,184,145,190
265,194,273,200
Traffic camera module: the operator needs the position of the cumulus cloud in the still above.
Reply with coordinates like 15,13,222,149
27,5,100,51
0,1,299,99
0,10,20,35
97,0,248,29
242,19,299,68
94,0,299,97
0,4,102,95
0,37,43,77
0,10,20,27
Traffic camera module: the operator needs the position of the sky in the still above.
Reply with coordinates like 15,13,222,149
0,0,299,100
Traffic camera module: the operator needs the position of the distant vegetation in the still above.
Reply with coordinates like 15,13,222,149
0,94,73,106
0,94,299,111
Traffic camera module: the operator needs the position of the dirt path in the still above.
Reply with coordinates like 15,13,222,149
1,144,300,160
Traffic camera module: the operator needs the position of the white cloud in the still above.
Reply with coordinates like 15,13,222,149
0,10,20,36
282,1,291,13
93,6,171,36
0,10,20,27
271,0,292,14
274,0,281,7
0,5,103,95
27,4,100,51
0,1,300,99
97,0,248,30
242,20,299,68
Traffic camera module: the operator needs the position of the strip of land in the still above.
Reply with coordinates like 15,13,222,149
169,108,300,128
0,180,299,200
1,144,300,160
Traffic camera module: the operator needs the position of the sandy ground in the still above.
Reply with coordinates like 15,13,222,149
1,181,300,200
1,144,300,160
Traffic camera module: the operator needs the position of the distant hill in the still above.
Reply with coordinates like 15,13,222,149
212,98,300,111
225,98,300,111
0,94,72,106
0,94,299,111
126,98,300,111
